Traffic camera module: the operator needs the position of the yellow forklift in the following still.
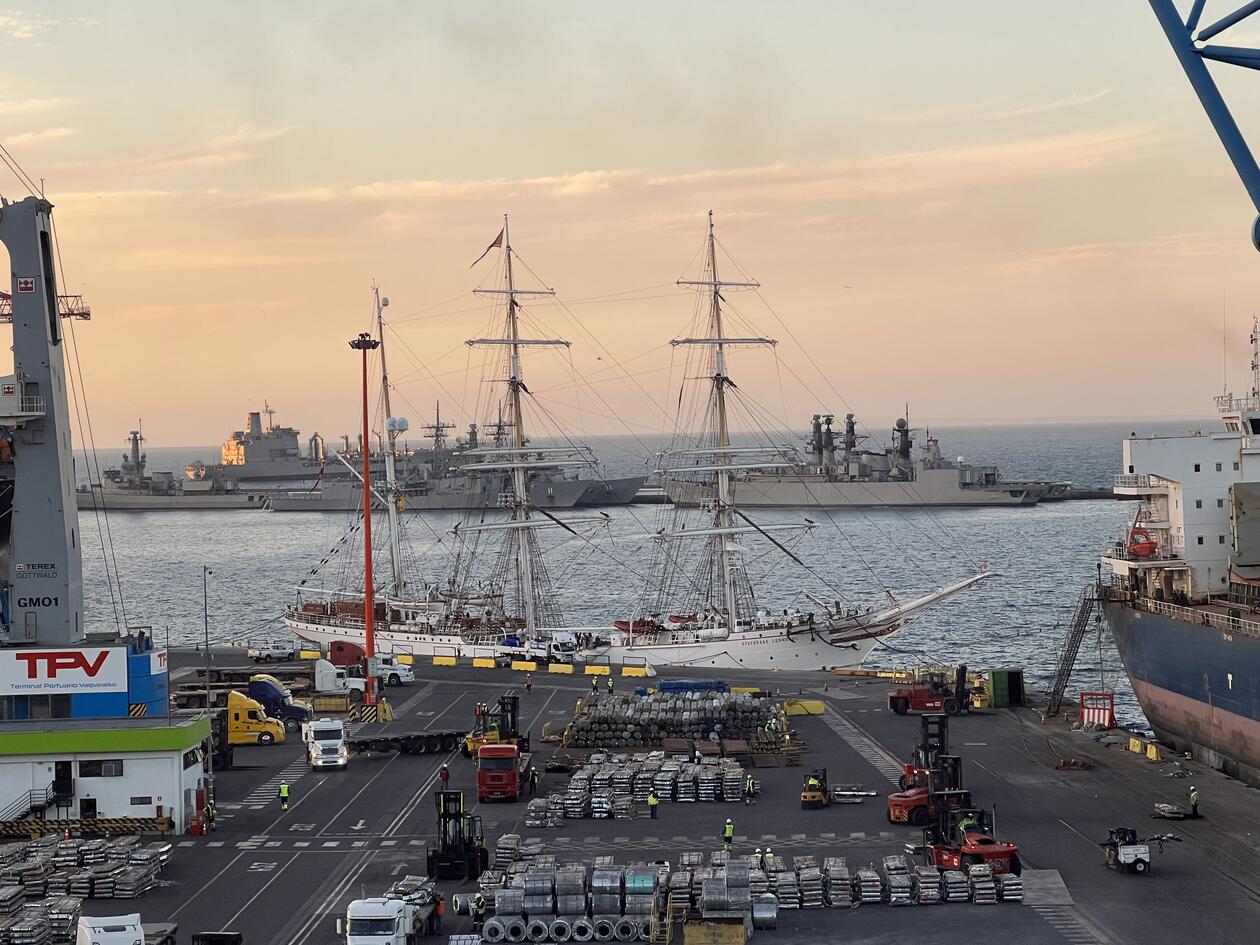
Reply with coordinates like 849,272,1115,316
801,768,831,809
464,693,530,757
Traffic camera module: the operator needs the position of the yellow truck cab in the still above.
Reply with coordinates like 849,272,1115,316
228,690,286,746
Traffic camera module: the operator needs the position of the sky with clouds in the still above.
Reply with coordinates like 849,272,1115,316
3,1,1260,448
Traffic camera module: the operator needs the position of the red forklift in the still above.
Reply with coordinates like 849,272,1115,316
922,804,1021,876
887,715,969,826
889,664,970,716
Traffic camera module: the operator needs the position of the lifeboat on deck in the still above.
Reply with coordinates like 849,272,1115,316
613,618,657,633
1126,527,1158,558
667,613,699,624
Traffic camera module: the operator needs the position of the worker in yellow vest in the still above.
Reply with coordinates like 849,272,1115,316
278,781,290,812
648,790,660,819
722,818,734,852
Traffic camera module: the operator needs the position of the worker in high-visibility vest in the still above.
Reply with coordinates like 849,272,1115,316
278,781,290,811
806,775,821,792
473,894,487,932
754,847,763,870
591,676,599,694
1189,786,1200,818
648,790,659,819
744,775,755,805
722,818,734,852
606,676,614,694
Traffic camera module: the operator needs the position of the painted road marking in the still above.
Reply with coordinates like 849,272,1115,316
241,757,310,806
821,708,904,784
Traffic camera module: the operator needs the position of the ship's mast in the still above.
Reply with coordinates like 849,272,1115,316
466,215,569,632
374,284,405,596
501,219,539,631
704,212,740,630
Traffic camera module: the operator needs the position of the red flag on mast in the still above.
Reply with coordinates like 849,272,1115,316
469,228,504,268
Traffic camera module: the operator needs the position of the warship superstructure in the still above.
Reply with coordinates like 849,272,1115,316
669,413,1062,508
77,428,268,510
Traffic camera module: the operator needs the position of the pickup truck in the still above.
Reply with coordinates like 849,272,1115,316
247,641,300,662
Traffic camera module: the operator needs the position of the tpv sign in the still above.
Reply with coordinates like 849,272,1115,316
0,646,127,695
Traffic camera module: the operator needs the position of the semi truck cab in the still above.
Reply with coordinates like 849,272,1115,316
227,691,286,746
477,744,529,801
304,717,349,769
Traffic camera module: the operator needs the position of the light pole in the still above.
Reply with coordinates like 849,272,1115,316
203,566,214,800
349,332,381,706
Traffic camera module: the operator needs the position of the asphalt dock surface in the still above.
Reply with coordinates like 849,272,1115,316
132,652,1260,945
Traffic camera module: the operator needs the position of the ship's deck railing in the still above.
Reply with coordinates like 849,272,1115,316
1215,393,1260,414
1101,543,1183,564
1113,473,1172,491
1097,584,1260,640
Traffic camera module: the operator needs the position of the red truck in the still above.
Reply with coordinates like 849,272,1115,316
476,744,531,802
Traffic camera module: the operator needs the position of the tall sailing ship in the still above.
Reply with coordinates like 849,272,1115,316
596,213,989,671
283,222,605,658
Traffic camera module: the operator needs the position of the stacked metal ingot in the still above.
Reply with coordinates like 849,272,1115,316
968,864,997,904
822,858,850,907
912,866,941,904
996,872,1023,903
854,868,882,904
941,870,969,903
797,867,824,908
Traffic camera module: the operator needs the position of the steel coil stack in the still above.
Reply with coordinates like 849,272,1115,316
590,869,623,916
523,869,556,916
497,888,526,917
568,692,777,749
622,867,656,916
751,894,778,930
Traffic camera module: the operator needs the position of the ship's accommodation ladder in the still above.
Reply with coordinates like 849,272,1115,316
1046,586,1096,717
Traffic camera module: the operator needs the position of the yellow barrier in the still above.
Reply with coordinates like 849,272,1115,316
397,654,414,666
784,699,824,716
511,660,538,672
621,666,649,677
472,657,497,669
548,663,574,674
584,664,612,675
1145,743,1162,762
1129,737,1144,754
299,650,322,661
432,656,458,667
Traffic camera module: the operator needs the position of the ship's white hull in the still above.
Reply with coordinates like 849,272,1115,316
596,623,893,671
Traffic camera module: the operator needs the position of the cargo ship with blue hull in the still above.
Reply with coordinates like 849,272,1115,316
1100,323,1260,787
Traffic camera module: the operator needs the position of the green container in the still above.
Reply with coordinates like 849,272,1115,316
987,668,1025,708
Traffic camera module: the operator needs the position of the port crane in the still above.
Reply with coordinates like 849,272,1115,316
1150,1,1260,244
0,291,91,323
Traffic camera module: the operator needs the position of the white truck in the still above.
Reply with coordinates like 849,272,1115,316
339,876,435,945
365,655,414,686
303,717,349,769
314,658,367,701
499,632,577,665
76,915,178,945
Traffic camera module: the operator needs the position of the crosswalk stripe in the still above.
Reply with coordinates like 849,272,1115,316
821,709,904,784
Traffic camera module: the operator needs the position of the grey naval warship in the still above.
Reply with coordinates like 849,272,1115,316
668,413,1065,509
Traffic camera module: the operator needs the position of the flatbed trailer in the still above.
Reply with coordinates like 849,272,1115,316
197,662,311,686
344,722,466,757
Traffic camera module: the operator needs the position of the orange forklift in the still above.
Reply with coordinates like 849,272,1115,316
888,665,970,717
887,714,970,827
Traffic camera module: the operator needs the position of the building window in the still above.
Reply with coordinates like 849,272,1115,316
1194,464,1201,472
1217,462,1223,472
1219,499,1225,508
1220,535,1226,544
183,749,201,770
130,796,153,806
1196,499,1202,509
1235,462,1240,470
79,760,124,778
1197,536,1204,545
1128,465,1134,474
